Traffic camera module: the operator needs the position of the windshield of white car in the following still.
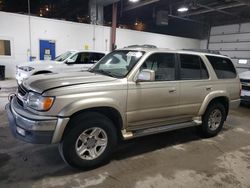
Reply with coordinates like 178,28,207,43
55,51,74,62
89,50,145,78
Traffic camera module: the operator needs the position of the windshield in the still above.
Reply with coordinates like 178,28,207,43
55,51,74,62
90,50,145,78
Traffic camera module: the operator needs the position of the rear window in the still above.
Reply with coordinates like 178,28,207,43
206,56,237,79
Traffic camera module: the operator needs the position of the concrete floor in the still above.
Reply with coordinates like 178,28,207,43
0,94,250,188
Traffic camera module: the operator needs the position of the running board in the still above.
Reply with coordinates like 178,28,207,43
122,121,201,140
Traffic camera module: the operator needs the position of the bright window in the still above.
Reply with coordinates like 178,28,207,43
0,40,11,56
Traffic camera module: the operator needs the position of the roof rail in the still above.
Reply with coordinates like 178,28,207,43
124,44,158,49
182,49,221,55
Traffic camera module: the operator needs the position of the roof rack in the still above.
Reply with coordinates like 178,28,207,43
124,44,158,49
182,49,221,55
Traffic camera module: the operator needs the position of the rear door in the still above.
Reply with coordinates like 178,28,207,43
178,53,211,119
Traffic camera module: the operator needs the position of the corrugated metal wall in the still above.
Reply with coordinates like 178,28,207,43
209,23,250,72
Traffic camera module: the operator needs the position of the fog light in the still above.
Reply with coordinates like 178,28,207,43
16,127,26,136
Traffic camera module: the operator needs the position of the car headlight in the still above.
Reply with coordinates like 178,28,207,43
19,66,34,72
27,92,55,111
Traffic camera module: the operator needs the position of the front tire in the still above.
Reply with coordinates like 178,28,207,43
201,103,226,138
59,112,117,169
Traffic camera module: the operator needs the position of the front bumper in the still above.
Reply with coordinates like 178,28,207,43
6,97,58,144
241,96,250,103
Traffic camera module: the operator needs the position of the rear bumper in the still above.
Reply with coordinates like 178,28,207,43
5,97,58,144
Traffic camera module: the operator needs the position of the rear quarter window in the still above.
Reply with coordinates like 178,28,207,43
206,56,237,79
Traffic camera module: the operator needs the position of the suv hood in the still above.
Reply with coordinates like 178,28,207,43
18,60,60,67
22,71,117,93
17,60,63,71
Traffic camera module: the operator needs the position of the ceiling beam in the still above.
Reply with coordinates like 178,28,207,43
197,3,237,16
182,3,245,17
234,0,250,7
124,0,160,11
95,0,120,6
168,14,207,25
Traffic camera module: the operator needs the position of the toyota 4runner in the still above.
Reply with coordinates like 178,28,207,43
6,47,241,169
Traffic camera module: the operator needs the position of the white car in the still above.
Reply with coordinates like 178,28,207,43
239,70,250,103
16,50,106,84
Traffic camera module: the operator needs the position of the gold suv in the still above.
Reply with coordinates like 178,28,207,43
6,46,241,169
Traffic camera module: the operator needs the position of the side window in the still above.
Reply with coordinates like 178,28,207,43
89,53,105,64
140,53,176,81
206,56,237,79
78,53,90,64
68,53,90,64
0,39,11,56
180,54,209,80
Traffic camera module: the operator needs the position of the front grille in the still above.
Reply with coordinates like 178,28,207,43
242,85,250,91
17,84,27,107
18,84,27,96
17,97,24,107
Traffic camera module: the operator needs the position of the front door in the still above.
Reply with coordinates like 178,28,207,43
64,52,105,72
127,53,181,130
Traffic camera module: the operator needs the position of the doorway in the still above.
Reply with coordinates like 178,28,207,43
39,40,56,60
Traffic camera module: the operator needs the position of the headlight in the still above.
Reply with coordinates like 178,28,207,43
27,92,55,111
19,66,34,72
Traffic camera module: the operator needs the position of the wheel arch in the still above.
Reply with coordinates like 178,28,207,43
199,91,229,119
61,106,124,142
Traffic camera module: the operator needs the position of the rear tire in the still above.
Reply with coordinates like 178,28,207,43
59,112,117,169
201,103,226,138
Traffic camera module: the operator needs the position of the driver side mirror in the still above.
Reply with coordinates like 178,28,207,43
66,59,75,65
136,69,155,83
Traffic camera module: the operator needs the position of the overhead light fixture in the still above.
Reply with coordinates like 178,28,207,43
239,59,248,64
129,0,139,3
177,7,189,12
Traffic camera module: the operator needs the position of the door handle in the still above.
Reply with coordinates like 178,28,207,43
169,89,177,93
206,86,212,91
